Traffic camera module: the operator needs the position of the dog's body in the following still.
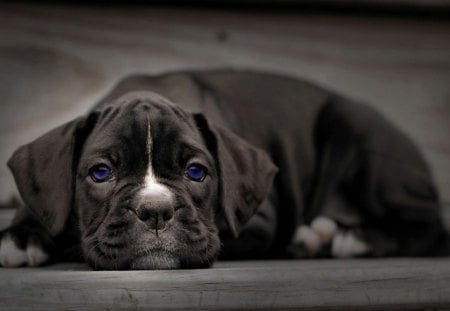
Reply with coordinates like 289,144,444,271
1,69,448,269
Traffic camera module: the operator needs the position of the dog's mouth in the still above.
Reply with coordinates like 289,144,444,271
83,223,219,270
81,200,221,270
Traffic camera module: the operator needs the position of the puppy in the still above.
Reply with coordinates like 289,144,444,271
1,69,448,269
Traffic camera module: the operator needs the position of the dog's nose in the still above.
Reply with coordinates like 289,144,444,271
136,203,174,231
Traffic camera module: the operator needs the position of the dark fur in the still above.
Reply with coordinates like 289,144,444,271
2,69,449,269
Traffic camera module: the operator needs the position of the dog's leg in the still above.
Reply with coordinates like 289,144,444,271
0,208,52,267
297,150,449,258
354,151,448,256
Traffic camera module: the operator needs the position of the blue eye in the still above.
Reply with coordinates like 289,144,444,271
90,165,112,182
186,164,207,182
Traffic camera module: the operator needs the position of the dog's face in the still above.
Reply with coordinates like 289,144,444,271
8,92,277,270
76,96,220,269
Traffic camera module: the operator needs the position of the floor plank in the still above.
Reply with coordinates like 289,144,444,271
1,259,450,310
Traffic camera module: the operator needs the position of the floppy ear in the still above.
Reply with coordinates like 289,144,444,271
7,113,98,236
194,114,278,238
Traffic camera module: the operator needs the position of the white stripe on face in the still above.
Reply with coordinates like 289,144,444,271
139,120,174,203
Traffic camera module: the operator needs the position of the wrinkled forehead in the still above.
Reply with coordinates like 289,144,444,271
83,93,202,157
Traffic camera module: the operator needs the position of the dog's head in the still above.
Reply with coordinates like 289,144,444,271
8,92,277,269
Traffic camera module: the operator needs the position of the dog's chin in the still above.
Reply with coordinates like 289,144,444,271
87,248,216,270
86,251,181,270
129,252,180,270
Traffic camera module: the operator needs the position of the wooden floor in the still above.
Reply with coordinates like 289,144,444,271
1,259,450,310
0,4,450,310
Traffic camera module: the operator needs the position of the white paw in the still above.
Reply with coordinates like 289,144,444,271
292,225,322,255
0,234,27,267
0,233,48,267
331,231,370,258
310,216,338,243
26,244,49,267
292,217,338,256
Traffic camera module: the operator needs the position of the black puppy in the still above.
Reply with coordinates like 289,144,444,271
1,69,448,269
